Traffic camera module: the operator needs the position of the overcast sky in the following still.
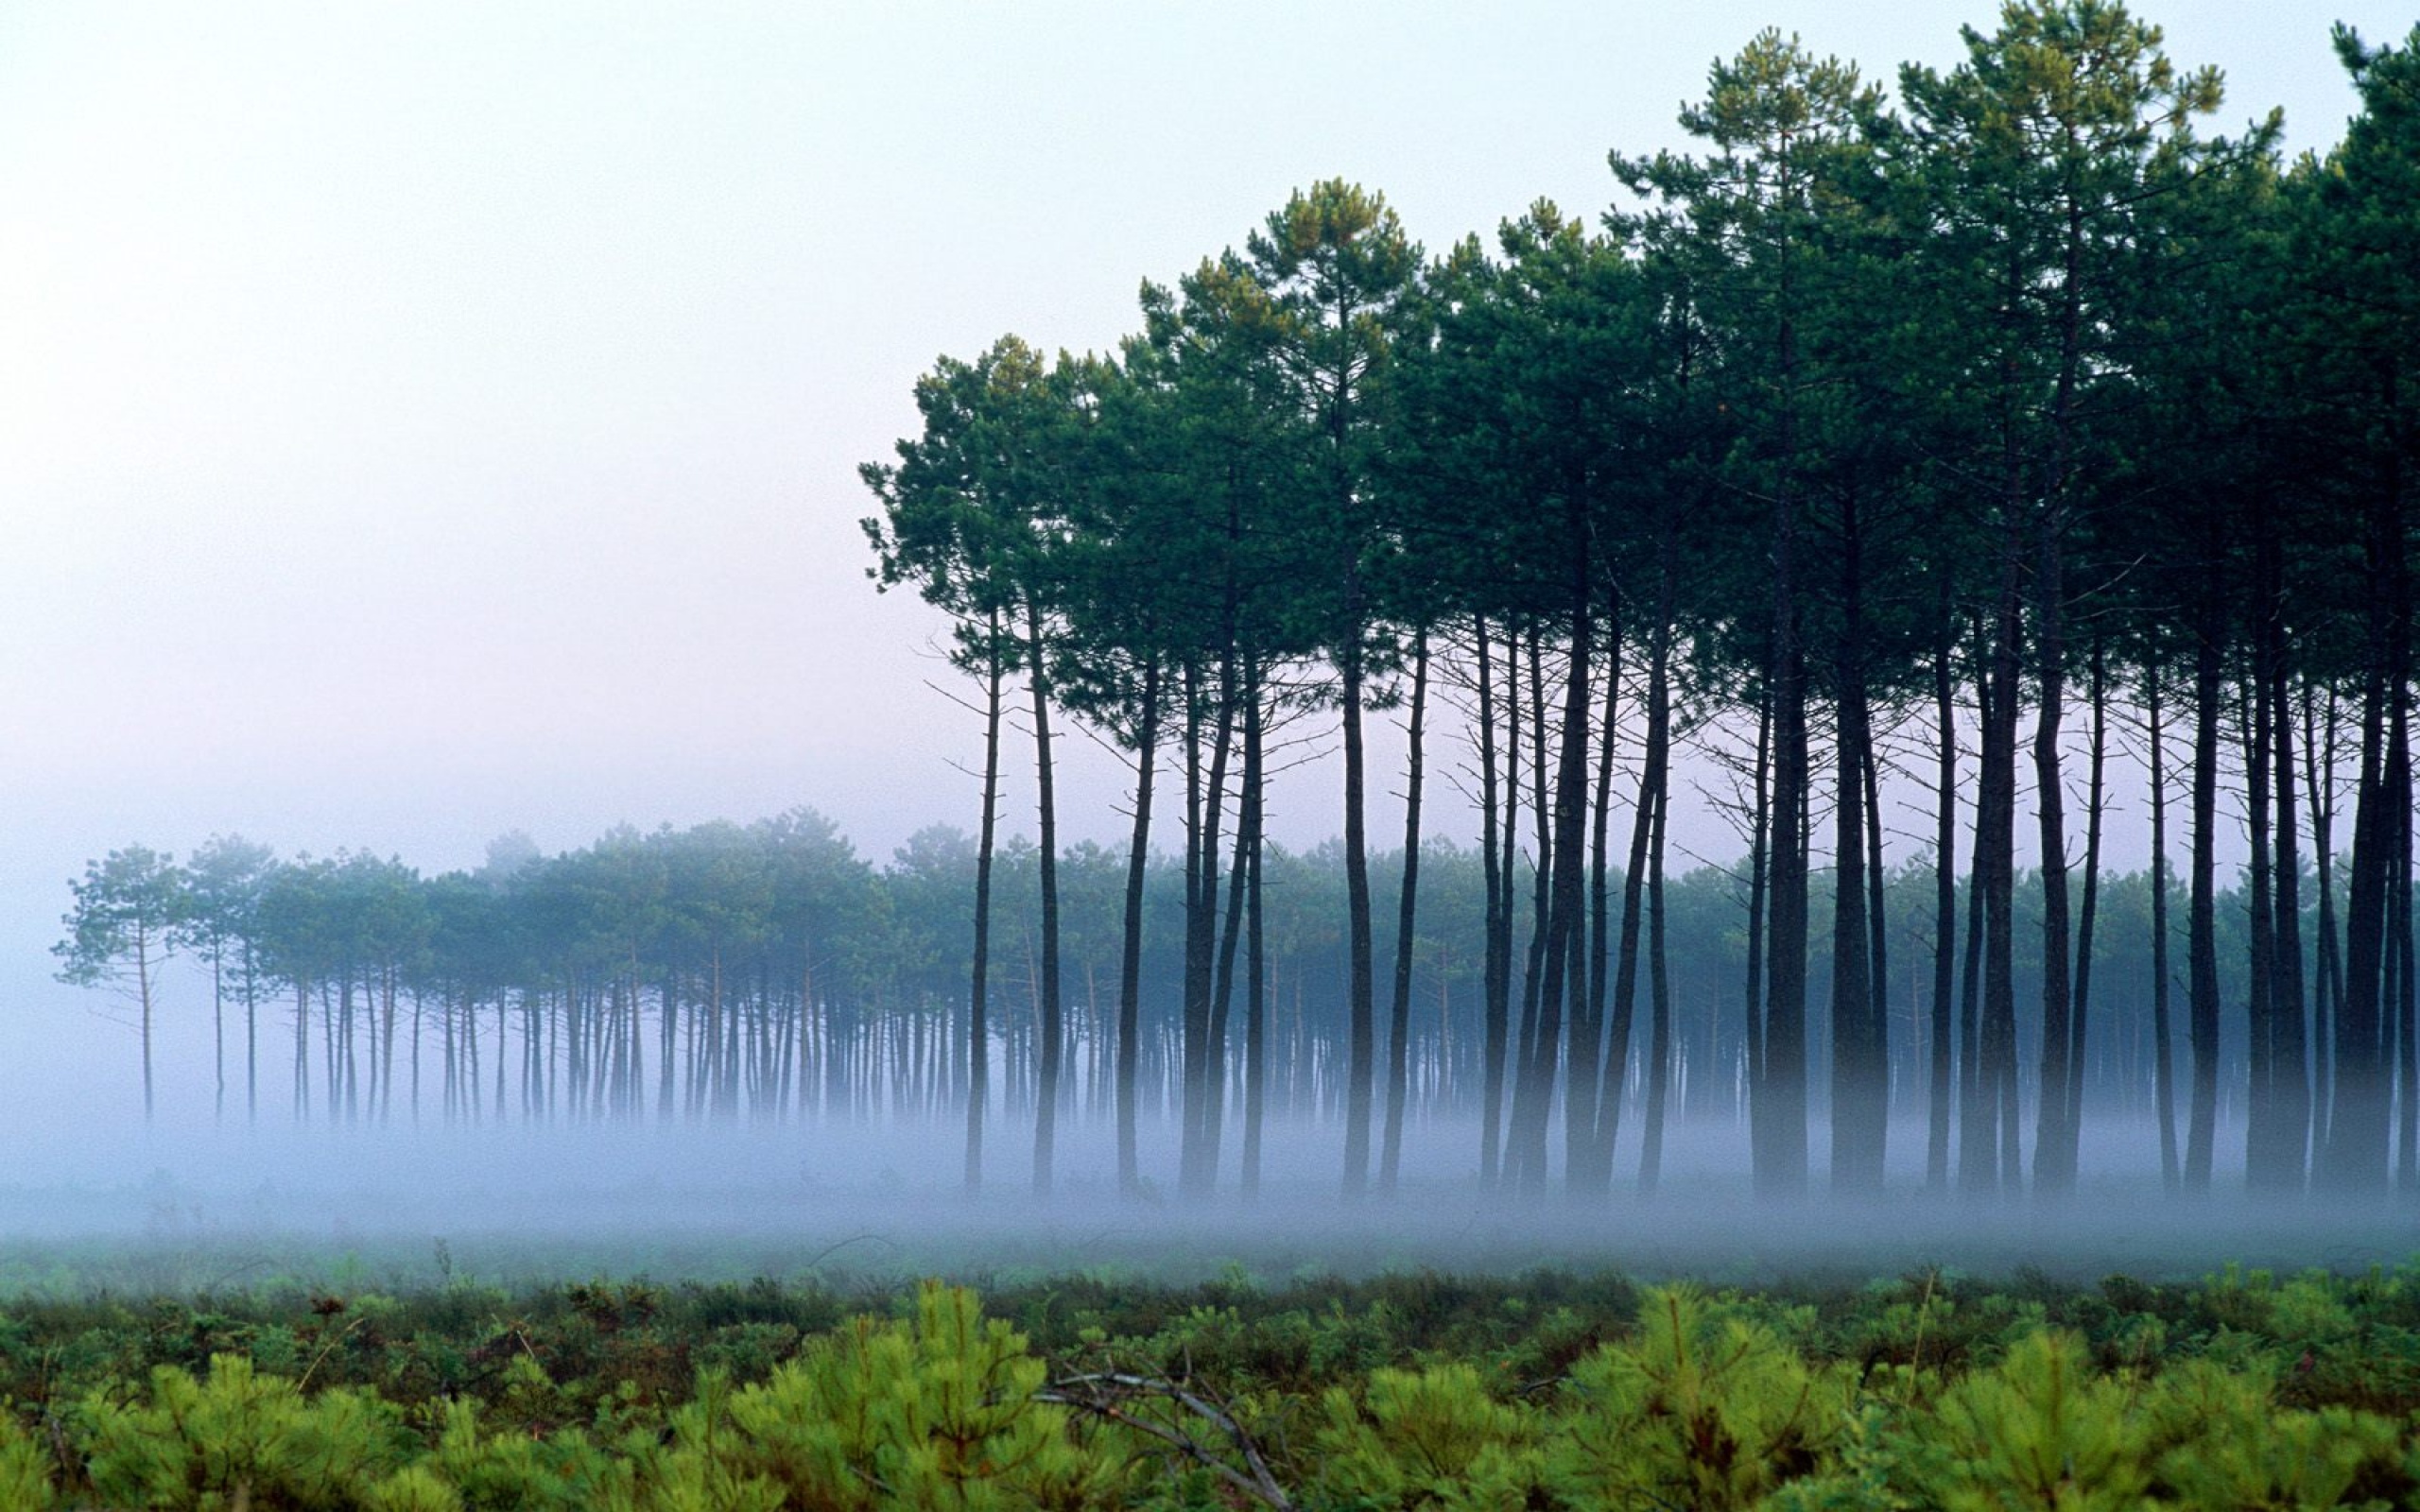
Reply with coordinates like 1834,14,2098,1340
0,3,2403,1129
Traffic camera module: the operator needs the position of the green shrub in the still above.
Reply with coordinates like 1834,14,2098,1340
1313,1361,1546,1511
2144,1359,2409,1510
1903,1329,2149,1511
671,1280,1113,1512
1547,1286,1848,1511
0,1411,54,1511
81,1353,413,1509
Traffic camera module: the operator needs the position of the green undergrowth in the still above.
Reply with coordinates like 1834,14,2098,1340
0,1262,2413,1506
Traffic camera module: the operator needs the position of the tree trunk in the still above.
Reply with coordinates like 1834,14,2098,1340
2030,508,2074,1197
2186,616,2223,1194
1204,660,1256,1181
2306,682,2342,1147
1580,596,1622,1188
2149,660,2181,1191
1110,661,1159,1198
1339,590,1377,1199
1510,626,1552,1189
1516,549,1593,1195
1761,624,1810,1201
2064,638,2107,1177
2268,640,2309,1192
1927,624,1958,1192
1380,632,1429,1194
1475,613,1512,1191
1026,597,1063,1198
1639,713,1675,1194
1182,648,1238,1199
1564,608,1617,1195
1743,679,1772,1170
1240,676,1268,1201
1829,490,1881,1194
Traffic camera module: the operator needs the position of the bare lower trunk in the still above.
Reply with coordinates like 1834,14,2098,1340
1927,628,1957,1193
1115,658,1160,1198
2150,662,2181,1191
2186,619,2222,1194
967,619,1005,1197
1026,598,1063,1199
1475,614,1512,1191
1380,633,1429,1194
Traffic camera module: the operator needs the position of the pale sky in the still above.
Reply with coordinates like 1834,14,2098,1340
0,2,2401,1127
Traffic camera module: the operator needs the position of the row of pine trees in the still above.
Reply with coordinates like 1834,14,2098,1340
54,816,2292,1175
855,5,2420,1201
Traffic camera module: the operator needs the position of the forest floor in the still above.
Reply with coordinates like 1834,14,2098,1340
0,1173,2411,1297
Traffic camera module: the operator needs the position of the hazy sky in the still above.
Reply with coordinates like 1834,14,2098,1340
0,3,2404,1126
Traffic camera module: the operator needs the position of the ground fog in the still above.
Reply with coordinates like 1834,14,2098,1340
1,1112,2408,1295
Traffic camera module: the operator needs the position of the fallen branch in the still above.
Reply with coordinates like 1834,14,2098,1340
1040,1371,1292,1512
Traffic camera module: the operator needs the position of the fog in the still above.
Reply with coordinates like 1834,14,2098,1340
3,936,2408,1287
7,1108,2411,1297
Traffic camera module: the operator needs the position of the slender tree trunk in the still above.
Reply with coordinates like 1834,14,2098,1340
2031,510,2074,1197
1581,599,1621,1187
2245,671,2282,1192
2270,641,2310,1192
2149,661,2181,1191
1182,647,1238,1198
1928,626,1958,1192
1510,626,1552,1188
2307,682,2342,1146
2327,648,2390,1191
1475,614,1512,1191
1605,590,1672,1193
1026,598,1063,1198
1204,662,1255,1180
1762,626,1810,1203
1514,552,1592,1194
2064,638,2107,1178
1338,548,1378,1198
2187,614,2223,1194
1974,540,2025,1198
1863,730,1890,1164
1116,657,1161,1198
1380,632,1429,1193
294,978,310,1123
966,617,1005,1196
137,930,156,1125
1829,496,1880,1194
1240,677,1268,1201
1639,723,1675,1194
1600,651,1654,1194
212,947,225,1125
1743,680,1772,1166
2323,450,2406,1193
245,944,258,1127
1564,607,1617,1194
2392,669,2416,1191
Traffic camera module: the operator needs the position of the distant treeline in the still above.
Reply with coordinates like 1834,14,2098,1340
853,5,2420,1202
49,815,2304,1160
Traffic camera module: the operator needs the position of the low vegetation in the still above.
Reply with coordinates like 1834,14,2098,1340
0,1263,2414,1507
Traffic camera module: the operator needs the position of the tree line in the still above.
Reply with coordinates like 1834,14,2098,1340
855,5,2420,1202
56,816,2278,1164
